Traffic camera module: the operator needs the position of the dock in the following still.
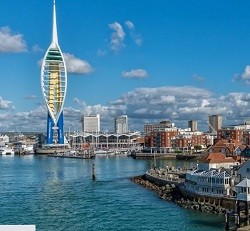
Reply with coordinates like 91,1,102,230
130,152,177,159
47,153,95,159
130,152,205,160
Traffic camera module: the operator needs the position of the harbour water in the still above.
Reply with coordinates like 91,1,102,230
0,155,224,231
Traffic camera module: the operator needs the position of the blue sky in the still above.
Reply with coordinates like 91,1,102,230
1,0,250,132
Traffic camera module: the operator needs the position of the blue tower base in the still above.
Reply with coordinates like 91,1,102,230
46,112,64,144
57,112,64,144
46,113,53,144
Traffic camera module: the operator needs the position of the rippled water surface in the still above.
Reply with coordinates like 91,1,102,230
0,155,224,231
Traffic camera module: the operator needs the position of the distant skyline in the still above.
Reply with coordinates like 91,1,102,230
1,0,250,132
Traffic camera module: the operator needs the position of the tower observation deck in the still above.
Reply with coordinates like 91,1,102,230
41,0,67,144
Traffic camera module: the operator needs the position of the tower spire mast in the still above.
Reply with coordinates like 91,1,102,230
52,0,58,46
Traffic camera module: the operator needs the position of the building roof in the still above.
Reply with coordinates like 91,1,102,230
236,178,250,188
209,139,242,154
200,152,236,164
238,145,247,151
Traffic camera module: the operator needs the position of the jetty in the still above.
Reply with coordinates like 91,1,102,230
47,151,95,159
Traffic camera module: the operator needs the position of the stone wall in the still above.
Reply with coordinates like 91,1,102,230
132,174,233,215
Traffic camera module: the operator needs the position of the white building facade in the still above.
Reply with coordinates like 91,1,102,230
185,169,232,197
81,114,100,133
114,115,128,134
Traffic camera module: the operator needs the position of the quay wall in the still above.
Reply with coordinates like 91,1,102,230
131,152,177,159
144,172,181,186
132,174,235,215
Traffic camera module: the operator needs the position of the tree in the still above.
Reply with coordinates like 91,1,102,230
194,145,202,153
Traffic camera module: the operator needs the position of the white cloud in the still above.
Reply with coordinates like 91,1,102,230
32,45,43,53
109,86,227,130
39,53,93,75
73,98,87,108
125,21,134,29
193,74,205,83
97,49,107,57
0,97,14,110
108,22,125,52
63,53,93,74
3,86,250,132
0,27,27,52
25,95,37,100
233,65,250,84
122,69,148,78
125,20,143,46
240,65,250,84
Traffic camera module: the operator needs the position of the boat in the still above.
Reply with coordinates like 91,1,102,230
14,143,34,155
34,144,70,154
48,149,95,159
0,146,14,155
94,149,107,155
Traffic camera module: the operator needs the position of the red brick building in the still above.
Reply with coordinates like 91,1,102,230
217,128,243,142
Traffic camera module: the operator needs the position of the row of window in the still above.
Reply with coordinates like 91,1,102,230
197,176,229,184
186,183,225,194
201,187,224,194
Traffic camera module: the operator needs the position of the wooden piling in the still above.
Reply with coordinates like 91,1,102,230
92,161,96,181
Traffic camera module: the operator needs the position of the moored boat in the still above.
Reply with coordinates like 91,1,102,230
0,146,14,155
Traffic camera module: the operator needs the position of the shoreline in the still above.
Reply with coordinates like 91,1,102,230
130,152,206,160
131,174,229,215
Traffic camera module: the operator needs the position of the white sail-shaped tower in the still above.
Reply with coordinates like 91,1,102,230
40,0,67,144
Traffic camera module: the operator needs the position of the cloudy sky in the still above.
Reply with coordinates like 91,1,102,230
1,0,250,133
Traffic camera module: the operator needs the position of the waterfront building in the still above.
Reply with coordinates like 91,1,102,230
217,126,244,142
145,127,178,152
185,169,232,197
70,131,141,151
209,139,242,156
114,115,128,134
188,120,197,132
208,115,222,133
235,178,250,201
237,160,250,182
172,131,207,150
81,114,100,133
41,0,67,144
198,152,240,172
144,120,174,134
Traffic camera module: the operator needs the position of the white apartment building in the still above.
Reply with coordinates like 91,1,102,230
114,115,128,134
81,114,100,133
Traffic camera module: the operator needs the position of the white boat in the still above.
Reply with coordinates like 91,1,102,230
0,146,14,155
94,149,107,155
13,142,34,155
23,145,34,154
